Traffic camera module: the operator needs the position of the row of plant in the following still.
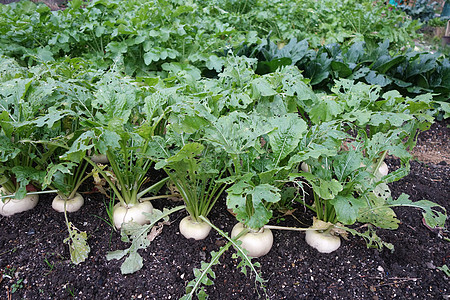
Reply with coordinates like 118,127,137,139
0,51,446,297
198,0,422,48
2,1,446,111
0,0,421,74
233,37,450,116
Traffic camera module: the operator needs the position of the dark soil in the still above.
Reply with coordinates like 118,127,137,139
0,120,449,300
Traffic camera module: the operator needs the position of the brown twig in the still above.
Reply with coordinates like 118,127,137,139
373,277,420,288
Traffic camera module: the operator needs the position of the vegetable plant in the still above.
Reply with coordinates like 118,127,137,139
203,109,310,256
0,67,58,215
149,138,228,240
44,160,91,213
62,71,170,229
0,0,448,295
288,79,447,252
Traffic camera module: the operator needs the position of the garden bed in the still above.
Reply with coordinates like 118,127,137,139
0,119,448,299
0,0,449,299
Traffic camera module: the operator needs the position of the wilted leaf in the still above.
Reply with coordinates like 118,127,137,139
64,222,90,265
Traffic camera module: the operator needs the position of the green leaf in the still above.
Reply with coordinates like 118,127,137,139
256,58,292,74
331,61,352,77
344,41,365,63
43,162,77,190
168,101,212,134
330,195,365,225
369,112,413,127
121,252,143,275
437,265,450,277
226,180,252,211
93,73,139,125
0,136,20,162
374,55,405,74
11,166,45,199
167,143,205,163
106,41,128,55
365,71,392,87
306,53,332,85
309,95,344,124
358,192,400,229
296,172,343,200
96,128,122,155
227,181,281,229
332,147,363,181
343,225,394,251
250,184,281,204
405,53,438,78
33,107,73,128
387,193,446,228
35,47,54,62
0,111,14,138
63,222,90,265
206,55,226,72
267,114,307,164
60,131,95,163
203,112,269,155
105,250,127,261
251,77,277,97
144,50,160,65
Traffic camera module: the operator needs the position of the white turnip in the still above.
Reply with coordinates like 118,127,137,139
360,161,389,176
113,200,153,229
300,162,310,172
52,193,84,213
0,187,39,217
378,161,389,176
91,154,109,164
179,216,212,240
231,222,273,258
304,218,342,253
305,229,341,253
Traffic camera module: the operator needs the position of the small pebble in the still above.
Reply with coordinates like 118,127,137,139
27,228,35,235
425,262,436,269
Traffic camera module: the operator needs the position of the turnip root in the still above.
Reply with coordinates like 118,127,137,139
113,201,153,229
231,222,273,258
52,193,84,213
179,216,212,240
91,154,109,164
360,161,389,176
305,218,342,253
378,161,389,176
0,187,39,217
305,229,341,253
300,162,310,172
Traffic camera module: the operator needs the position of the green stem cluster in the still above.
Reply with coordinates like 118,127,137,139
313,191,337,224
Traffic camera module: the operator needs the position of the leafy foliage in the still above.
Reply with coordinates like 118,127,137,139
235,38,450,112
398,0,438,23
